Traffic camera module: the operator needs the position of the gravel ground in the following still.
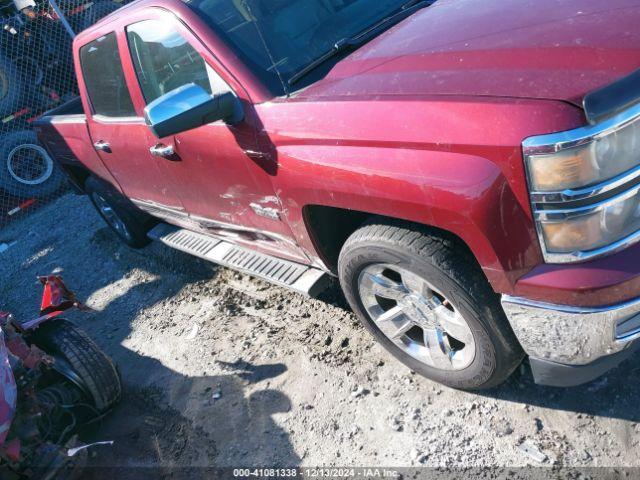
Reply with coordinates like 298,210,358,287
1,193,640,476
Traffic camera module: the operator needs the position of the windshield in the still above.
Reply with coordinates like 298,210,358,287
183,0,409,95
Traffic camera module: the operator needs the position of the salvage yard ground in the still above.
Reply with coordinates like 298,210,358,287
1,193,640,477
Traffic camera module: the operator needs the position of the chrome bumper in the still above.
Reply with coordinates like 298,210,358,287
501,295,640,365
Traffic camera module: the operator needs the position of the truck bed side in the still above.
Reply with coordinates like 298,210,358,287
33,98,117,193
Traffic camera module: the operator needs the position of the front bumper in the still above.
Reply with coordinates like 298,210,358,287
501,295,640,386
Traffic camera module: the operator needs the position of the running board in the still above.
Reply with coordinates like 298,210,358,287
148,224,331,297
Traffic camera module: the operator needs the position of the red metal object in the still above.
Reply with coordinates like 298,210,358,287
39,275,78,316
7,198,36,217
1,108,31,124
0,276,81,466
0,329,17,454
51,0,640,307
0,198,38,231
16,275,88,331
3,323,48,370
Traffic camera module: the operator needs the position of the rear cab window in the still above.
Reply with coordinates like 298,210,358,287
79,32,137,118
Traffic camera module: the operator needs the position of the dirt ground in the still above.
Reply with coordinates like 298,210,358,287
1,193,640,476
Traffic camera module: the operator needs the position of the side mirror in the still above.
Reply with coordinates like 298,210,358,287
143,83,244,138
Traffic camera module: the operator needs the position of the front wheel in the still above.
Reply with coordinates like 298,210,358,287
338,220,524,390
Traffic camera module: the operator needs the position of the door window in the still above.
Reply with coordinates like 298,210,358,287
126,19,229,104
80,33,136,117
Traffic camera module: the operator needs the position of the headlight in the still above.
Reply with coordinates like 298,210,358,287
523,104,640,263
526,114,640,192
538,188,640,254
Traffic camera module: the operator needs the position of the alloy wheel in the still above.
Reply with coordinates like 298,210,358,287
91,192,133,243
358,263,476,370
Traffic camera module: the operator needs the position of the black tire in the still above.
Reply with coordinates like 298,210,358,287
0,130,66,198
338,220,524,390
30,319,121,413
85,176,155,248
0,54,24,118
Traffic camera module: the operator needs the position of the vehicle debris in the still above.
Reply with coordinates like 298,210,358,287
185,323,199,340
68,440,115,457
0,275,120,478
518,440,548,463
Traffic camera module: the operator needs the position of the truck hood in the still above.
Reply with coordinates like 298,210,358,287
299,0,640,107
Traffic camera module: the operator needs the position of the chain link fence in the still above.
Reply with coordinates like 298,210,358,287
0,0,128,231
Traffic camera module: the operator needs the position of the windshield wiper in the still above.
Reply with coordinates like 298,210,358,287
288,0,435,87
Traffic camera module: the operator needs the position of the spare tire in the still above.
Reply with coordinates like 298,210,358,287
0,54,24,119
0,130,66,198
30,319,121,413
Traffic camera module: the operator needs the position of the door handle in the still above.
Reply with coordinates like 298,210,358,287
93,140,111,153
149,143,179,161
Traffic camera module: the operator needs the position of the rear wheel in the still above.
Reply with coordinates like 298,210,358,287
30,319,121,413
338,220,524,390
85,176,155,248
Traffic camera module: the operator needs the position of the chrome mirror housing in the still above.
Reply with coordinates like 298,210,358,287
143,83,243,138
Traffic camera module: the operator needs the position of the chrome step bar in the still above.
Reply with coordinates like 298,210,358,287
148,224,331,297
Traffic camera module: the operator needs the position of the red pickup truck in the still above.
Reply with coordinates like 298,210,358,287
33,0,640,390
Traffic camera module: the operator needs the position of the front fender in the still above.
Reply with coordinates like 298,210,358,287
258,95,584,294
275,145,539,293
